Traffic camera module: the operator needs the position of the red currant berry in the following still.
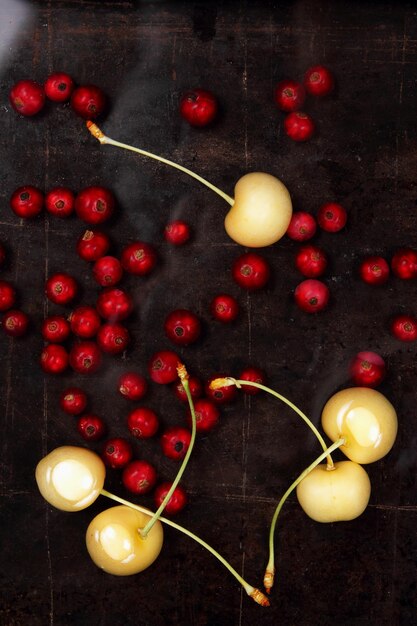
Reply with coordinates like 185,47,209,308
304,65,334,97
97,322,130,355
75,186,115,225
45,187,75,218
160,426,191,460
164,220,191,245
10,186,44,218
154,482,187,515
92,255,123,287
96,288,134,322
1,310,29,337
0,280,16,312
60,387,88,416
179,88,218,127
173,376,203,403
391,315,417,342
121,241,157,276
122,460,157,495
294,279,329,313
232,252,270,290
317,202,347,232
274,79,306,112
40,344,69,374
77,414,107,441
118,372,148,401
164,309,201,346
69,341,102,374
102,437,133,469
9,79,45,116
359,256,390,285
295,244,328,278
205,375,236,404
391,248,417,280
286,212,317,241
127,407,159,439
77,229,110,262
284,111,315,141
70,84,107,119
44,72,74,102
349,351,386,388
239,366,266,395
41,315,71,342
45,273,78,306
148,350,180,384
69,306,101,338
187,398,220,433
210,294,239,323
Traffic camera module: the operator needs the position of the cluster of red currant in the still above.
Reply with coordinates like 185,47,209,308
0,243,30,337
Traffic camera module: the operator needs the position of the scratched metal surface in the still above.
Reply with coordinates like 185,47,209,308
1,1,417,625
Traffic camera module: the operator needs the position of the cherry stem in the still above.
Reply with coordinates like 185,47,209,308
139,363,197,538
86,121,234,206
264,437,345,594
211,378,334,468
99,488,269,606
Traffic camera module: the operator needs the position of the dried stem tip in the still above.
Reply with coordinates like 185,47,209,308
86,121,106,142
177,363,189,382
209,377,236,390
249,588,270,607
263,566,275,594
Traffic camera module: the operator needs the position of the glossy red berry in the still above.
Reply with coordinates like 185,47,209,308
75,186,115,225
1,310,29,337
92,255,123,287
60,387,88,416
76,229,110,262
304,65,334,97
295,244,328,278
390,248,417,280
102,437,133,469
44,72,74,102
232,252,270,290
45,273,78,306
391,315,417,342
0,280,16,312
173,375,203,403
97,322,130,355
349,351,386,388
45,187,75,218
9,79,45,116
160,426,191,460
70,84,107,119
121,241,157,276
284,111,315,141
210,294,239,323
164,309,201,346
187,398,220,433
317,202,347,232
239,366,266,395
164,220,191,245
10,186,44,218
274,79,306,112
294,279,329,313
148,350,180,384
359,256,390,285
40,344,69,374
286,212,317,241
77,414,107,441
179,88,218,127
41,315,71,343
127,407,159,439
69,306,101,338
122,460,157,495
96,288,134,322
205,375,236,404
154,482,187,515
118,372,148,401
69,341,102,374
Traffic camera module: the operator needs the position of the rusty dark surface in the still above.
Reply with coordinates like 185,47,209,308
1,1,417,625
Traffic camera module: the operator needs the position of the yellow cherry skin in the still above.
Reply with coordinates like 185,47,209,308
86,505,164,576
224,172,292,247
296,460,371,523
321,387,398,464
35,446,106,512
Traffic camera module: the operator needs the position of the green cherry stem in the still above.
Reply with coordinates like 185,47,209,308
139,363,196,538
99,489,269,606
263,437,345,595
86,121,234,206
